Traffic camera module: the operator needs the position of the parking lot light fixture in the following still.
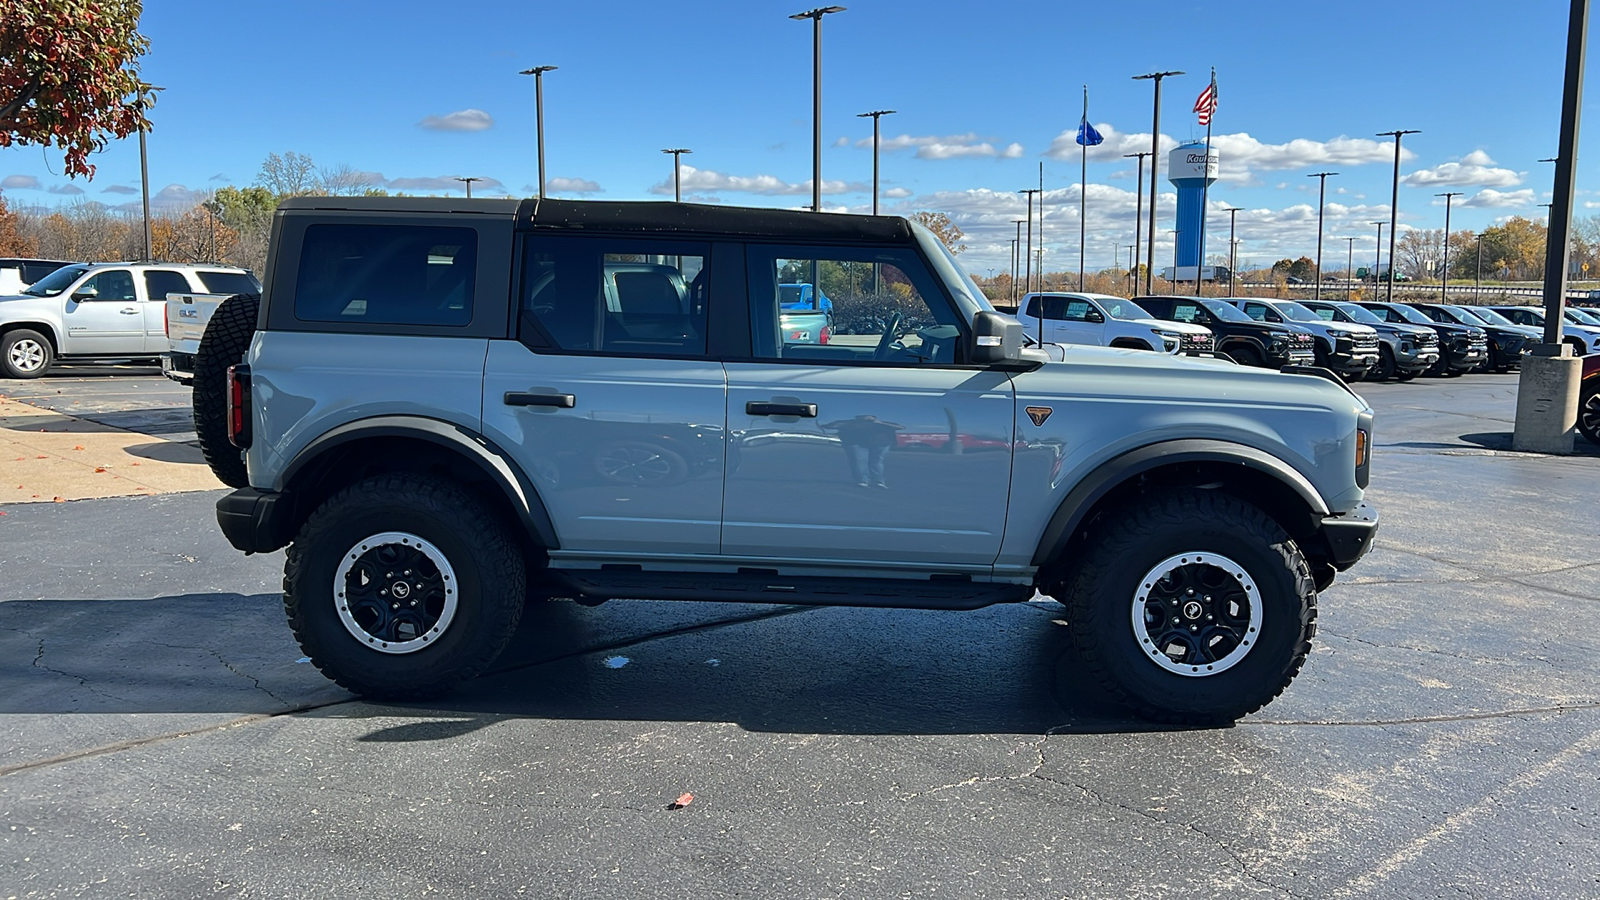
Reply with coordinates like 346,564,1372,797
1371,221,1386,288
1378,129,1420,301
518,66,558,198
1225,207,1243,296
454,176,481,199
1125,152,1152,289
661,149,692,202
1308,172,1337,302
1344,237,1357,300
1018,189,1041,297
1013,220,1025,304
791,7,846,213
1436,192,1462,302
857,110,896,216
1133,70,1183,293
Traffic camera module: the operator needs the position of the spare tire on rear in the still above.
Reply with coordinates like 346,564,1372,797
193,293,260,489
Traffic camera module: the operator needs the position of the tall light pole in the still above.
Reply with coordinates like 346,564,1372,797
1371,220,1386,290
857,109,895,215
1013,220,1025,304
1344,237,1357,301
519,65,557,199
791,6,846,213
1133,70,1183,294
1378,129,1420,301
661,148,692,201
1436,191,1462,302
1124,151,1151,292
454,176,481,198
1019,189,1041,295
1476,232,1485,293
1225,207,1243,296
136,86,161,261
1169,229,1181,285
1308,172,1337,301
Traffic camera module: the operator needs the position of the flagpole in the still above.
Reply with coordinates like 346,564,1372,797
1080,85,1088,291
1194,68,1216,296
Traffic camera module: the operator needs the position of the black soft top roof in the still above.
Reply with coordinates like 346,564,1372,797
276,196,913,241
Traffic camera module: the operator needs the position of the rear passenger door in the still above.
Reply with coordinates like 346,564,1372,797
482,235,727,558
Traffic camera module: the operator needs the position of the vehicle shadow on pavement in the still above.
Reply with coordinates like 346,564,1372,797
1459,430,1600,456
358,599,1174,737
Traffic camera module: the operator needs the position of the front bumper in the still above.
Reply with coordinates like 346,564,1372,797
1317,501,1379,570
217,487,294,554
1268,347,1317,368
1446,343,1488,370
1325,350,1379,375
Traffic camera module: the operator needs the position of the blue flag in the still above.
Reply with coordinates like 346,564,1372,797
1076,116,1104,147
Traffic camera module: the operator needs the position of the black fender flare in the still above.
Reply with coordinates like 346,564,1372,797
278,415,560,550
1030,439,1329,568
1216,334,1265,355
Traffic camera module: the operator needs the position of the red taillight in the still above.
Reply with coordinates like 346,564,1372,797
819,326,830,345
226,364,252,449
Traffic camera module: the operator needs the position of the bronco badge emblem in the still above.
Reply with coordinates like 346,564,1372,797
1026,406,1052,426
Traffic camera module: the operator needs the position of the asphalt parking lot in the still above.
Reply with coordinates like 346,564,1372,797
2,369,1598,898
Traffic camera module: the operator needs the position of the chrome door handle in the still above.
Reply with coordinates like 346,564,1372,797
120,308,140,314
504,391,575,408
746,401,817,418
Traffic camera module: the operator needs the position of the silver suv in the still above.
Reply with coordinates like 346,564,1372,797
203,197,1378,724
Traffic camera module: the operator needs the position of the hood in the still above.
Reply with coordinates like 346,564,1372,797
0,294,57,317
1303,320,1377,336
1132,317,1210,335
1028,343,1369,412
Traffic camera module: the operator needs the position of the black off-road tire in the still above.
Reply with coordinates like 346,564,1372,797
284,474,525,699
192,293,259,488
1,328,53,378
1057,490,1317,725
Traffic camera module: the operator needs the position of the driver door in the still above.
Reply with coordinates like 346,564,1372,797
722,243,1015,570
61,268,142,355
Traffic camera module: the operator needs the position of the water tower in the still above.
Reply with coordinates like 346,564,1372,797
1168,141,1219,271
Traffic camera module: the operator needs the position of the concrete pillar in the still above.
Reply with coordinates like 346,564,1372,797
1512,346,1582,453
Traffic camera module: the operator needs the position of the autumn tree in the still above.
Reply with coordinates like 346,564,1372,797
0,192,37,256
0,0,152,178
909,211,966,254
1395,228,1444,279
1271,257,1317,280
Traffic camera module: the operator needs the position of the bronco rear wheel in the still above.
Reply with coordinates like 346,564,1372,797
1058,490,1317,725
284,473,525,698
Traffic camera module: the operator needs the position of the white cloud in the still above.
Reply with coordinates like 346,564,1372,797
2,174,41,190
101,185,138,195
832,136,850,148
547,177,601,194
387,175,506,192
152,183,202,208
417,108,494,132
1402,150,1523,188
647,164,866,197
1459,188,1536,209
856,133,1024,160
1047,128,1416,183
883,187,913,199
47,184,84,195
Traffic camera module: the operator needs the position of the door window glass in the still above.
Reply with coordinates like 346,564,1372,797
81,270,136,301
746,245,962,364
143,270,192,302
197,270,262,294
1063,299,1097,322
1023,295,1067,320
519,236,708,357
295,224,476,325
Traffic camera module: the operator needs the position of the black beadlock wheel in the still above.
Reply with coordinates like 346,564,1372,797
192,293,260,488
1057,490,1317,725
284,474,525,698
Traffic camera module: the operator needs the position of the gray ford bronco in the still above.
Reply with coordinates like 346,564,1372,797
203,197,1377,724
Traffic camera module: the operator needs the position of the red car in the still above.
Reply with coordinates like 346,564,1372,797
1581,354,1600,446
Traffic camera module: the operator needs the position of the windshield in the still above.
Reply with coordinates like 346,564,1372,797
1100,297,1153,320
1447,306,1490,326
1330,302,1384,325
1199,299,1254,323
1385,303,1435,325
22,264,90,297
1271,300,1324,322
910,221,992,315
1464,305,1515,327
1567,307,1600,325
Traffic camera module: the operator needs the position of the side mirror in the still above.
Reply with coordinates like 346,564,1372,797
971,310,1025,366
1087,310,1105,323
71,285,98,302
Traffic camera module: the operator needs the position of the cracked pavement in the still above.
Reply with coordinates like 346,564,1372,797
1,373,1598,898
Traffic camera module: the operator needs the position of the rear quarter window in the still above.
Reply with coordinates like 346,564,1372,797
294,223,476,326
197,270,262,295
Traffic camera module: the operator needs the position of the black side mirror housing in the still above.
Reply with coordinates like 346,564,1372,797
971,310,1027,366
71,286,98,302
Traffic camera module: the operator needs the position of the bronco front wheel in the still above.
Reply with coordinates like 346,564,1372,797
1058,490,1317,725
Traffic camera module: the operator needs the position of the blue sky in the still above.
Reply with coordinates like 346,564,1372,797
0,0,1592,273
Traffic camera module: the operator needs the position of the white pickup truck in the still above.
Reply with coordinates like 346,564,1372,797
163,291,247,384
0,261,259,378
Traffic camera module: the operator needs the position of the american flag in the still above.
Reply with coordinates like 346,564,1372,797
1194,75,1218,126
